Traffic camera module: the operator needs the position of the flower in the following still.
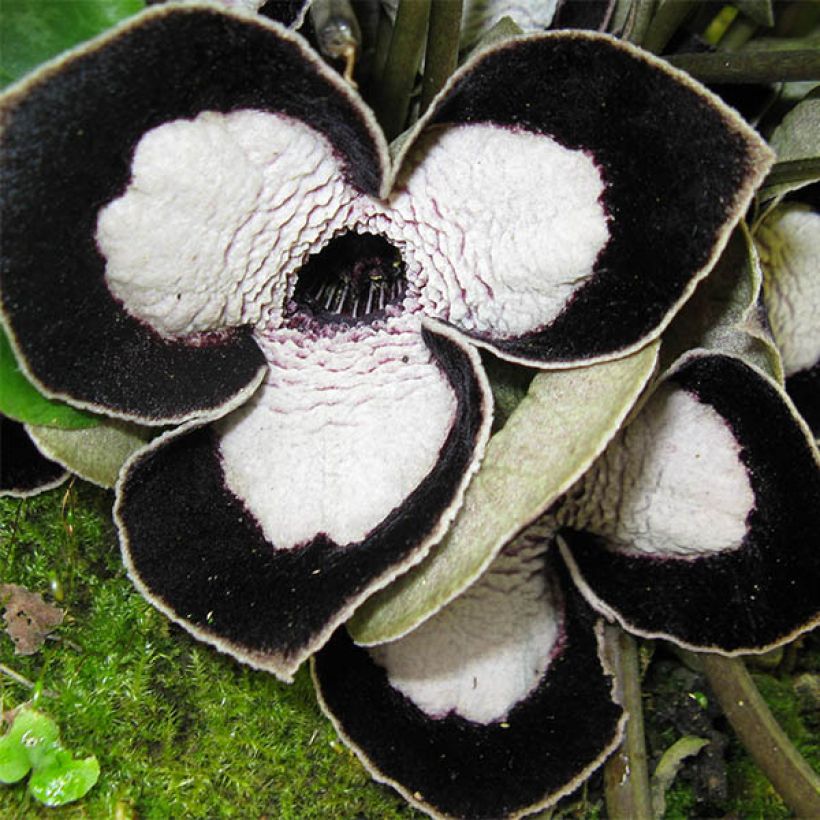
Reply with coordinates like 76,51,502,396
756,194,820,437
315,345,820,818
0,3,792,816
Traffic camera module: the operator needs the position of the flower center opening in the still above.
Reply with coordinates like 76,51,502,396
288,232,407,326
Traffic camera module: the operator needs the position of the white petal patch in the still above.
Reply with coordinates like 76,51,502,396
757,205,820,377
559,384,755,557
378,124,609,339
369,525,560,724
96,110,357,338
215,316,457,549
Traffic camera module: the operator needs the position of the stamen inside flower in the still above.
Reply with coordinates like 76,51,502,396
288,232,407,325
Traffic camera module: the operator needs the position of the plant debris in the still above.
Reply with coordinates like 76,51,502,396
0,584,64,655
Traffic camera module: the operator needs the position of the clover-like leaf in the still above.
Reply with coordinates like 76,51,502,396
0,708,60,783
27,748,100,807
0,708,99,806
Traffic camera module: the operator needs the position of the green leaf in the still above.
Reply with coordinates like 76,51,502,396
650,735,710,820
661,226,783,381
28,750,100,807
0,708,61,782
0,0,144,88
26,419,155,488
762,93,820,200
0,729,31,784
736,0,774,28
348,342,659,645
0,328,98,429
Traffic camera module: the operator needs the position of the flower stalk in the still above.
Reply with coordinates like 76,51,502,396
373,0,431,139
420,0,463,113
699,652,820,818
666,49,820,83
604,627,653,820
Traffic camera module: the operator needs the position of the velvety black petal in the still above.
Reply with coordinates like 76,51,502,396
0,5,386,423
559,353,820,653
145,0,311,28
1,415,67,497
786,364,819,436
401,33,772,368
313,555,624,820
552,0,614,31
116,323,491,680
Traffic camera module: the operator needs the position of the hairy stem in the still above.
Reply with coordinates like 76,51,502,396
666,49,820,82
374,0,431,139
420,0,463,113
604,628,653,820
642,0,697,54
700,652,820,818
625,0,658,47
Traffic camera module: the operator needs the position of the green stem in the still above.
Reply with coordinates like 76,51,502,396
700,653,820,818
374,0,431,140
625,0,658,47
604,628,653,820
666,49,820,83
371,5,394,91
717,15,759,51
420,0,463,113
642,0,697,55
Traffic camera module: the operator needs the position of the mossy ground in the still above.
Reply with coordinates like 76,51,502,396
0,482,419,818
3,482,817,818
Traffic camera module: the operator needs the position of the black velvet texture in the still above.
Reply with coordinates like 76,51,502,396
119,326,486,666
258,0,308,26
313,558,623,820
0,416,65,494
1,7,383,421
786,363,819,438
429,36,758,364
561,354,820,651
147,0,308,27
553,0,614,31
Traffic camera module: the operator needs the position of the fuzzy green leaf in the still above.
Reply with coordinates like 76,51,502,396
763,93,820,199
0,0,144,88
661,226,783,380
0,708,61,783
348,342,659,645
28,749,100,807
0,329,98,429
27,419,155,488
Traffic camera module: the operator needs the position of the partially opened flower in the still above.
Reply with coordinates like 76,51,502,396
756,195,820,436
316,345,820,818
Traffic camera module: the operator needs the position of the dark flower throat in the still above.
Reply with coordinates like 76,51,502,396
290,232,407,325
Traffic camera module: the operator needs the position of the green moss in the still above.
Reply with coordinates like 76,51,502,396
661,781,697,820
724,670,820,820
1,484,418,818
